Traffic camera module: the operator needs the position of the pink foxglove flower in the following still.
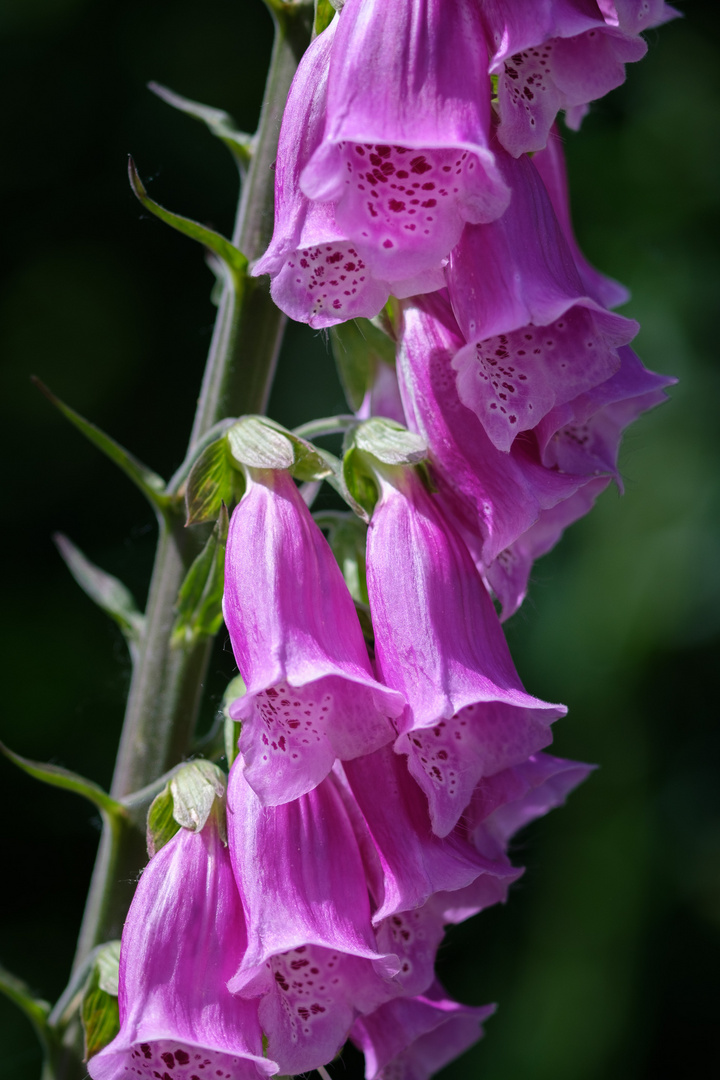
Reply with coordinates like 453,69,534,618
226,760,400,1076
223,468,404,806
340,746,518,925
487,344,675,615
253,17,441,328
446,146,638,452
366,464,566,837
351,981,494,1080
481,0,676,155
300,0,510,284
397,290,588,569
88,814,273,1080
531,124,629,310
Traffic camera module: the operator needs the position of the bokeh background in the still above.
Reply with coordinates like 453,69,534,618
1,1,718,1077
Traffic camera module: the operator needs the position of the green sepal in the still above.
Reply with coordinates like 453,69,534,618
330,317,396,412
148,82,254,171
146,781,180,857
222,675,246,769
227,416,332,481
0,963,53,1057
81,942,121,1061
0,742,126,821
314,511,369,605
350,417,427,466
54,533,144,659
172,505,229,647
170,760,226,836
128,158,248,288
185,436,246,526
32,378,172,517
341,447,380,521
314,0,336,36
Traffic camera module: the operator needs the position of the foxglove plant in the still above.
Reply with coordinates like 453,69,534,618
2,2,677,1080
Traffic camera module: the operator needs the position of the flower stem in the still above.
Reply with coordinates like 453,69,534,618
52,5,313,1075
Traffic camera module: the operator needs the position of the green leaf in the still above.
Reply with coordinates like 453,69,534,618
0,742,126,820
222,675,245,769
352,417,427,465
342,447,380,520
146,781,180,857
170,760,226,835
128,158,248,285
172,505,229,647
0,964,52,1053
148,82,254,171
185,436,245,526
54,533,144,657
314,0,336,36
32,378,172,516
81,943,121,1061
315,512,369,605
260,417,334,482
330,318,396,412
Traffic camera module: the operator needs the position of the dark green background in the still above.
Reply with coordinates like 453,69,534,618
1,1,718,1077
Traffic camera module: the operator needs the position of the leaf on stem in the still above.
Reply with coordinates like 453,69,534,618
185,436,246,526
54,533,144,659
170,760,226,835
0,742,127,820
81,942,121,1061
314,0,337,36
128,158,248,287
148,82,254,171
31,378,173,517
330,317,396,412
172,505,229,647
351,416,427,465
0,963,52,1053
146,782,180,857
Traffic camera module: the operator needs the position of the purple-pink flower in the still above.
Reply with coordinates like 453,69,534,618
223,467,404,805
88,812,274,1080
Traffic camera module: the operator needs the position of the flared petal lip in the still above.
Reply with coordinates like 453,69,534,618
230,665,406,723
392,686,566,737
90,1029,278,1078
228,940,402,998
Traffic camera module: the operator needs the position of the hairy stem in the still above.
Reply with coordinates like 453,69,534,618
54,5,313,1075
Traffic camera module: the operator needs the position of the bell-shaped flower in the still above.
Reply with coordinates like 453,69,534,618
433,751,592,925
340,746,518,925
88,810,274,1080
300,0,510,285
366,463,566,837
223,468,404,806
226,760,401,1076
446,146,638,452
397,290,588,569
481,0,659,155
531,124,629,310
252,16,442,327
351,981,494,1080
487,345,674,616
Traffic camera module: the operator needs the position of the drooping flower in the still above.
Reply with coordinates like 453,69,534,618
365,462,566,837
300,0,510,284
350,981,495,1080
531,124,629,310
252,16,442,328
481,0,677,155
446,145,638,453
226,760,400,1076
223,467,404,806
88,811,274,1080
397,290,588,569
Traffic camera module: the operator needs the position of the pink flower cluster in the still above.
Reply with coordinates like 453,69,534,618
88,2,676,1080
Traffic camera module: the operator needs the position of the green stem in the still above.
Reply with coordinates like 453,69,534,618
53,5,313,1076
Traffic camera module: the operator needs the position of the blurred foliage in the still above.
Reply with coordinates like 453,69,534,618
0,1,718,1078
